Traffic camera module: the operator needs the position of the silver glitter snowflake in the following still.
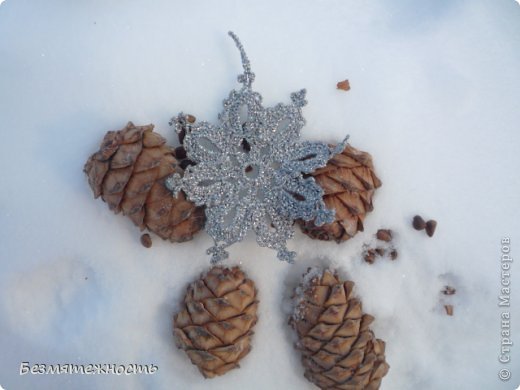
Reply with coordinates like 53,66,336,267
166,31,348,263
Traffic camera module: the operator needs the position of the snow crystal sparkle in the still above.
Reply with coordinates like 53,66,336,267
166,32,349,263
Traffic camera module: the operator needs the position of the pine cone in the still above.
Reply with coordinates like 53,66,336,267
290,268,389,389
84,122,205,242
173,266,258,378
299,145,382,242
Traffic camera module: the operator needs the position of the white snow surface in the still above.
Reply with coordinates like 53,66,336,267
1,1,520,389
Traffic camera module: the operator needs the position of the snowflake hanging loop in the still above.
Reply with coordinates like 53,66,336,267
166,31,349,264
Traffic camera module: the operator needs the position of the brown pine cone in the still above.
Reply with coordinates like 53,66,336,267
174,266,258,378
299,145,382,242
83,122,205,242
290,268,389,389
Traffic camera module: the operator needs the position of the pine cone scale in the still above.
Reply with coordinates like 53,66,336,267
337,192,365,216
110,142,142,169
122,125,146,143
133,147,165,172
85,157,109,197
327,169,366,193
142,130,166,147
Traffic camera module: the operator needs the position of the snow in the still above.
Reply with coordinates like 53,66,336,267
1,0,519,389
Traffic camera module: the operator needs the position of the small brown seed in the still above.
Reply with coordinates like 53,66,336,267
186,114,196,123
140,233,152,248
389,249,398,260
425,220,437,237
442,286,456,295
241,138,251,152
175,146,187,160
336,79,351,91
444,304,454,316
375,248,386,256
412,215,426,230
364,249,376,264
376,229,392,242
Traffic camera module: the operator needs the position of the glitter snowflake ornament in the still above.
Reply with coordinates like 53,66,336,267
166,32,348,263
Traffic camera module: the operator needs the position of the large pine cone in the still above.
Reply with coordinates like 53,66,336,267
299,145,382,242
174,266,258,378
290,269,389,389
84,122,205,242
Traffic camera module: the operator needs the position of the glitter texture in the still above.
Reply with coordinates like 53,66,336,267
166,32,349,263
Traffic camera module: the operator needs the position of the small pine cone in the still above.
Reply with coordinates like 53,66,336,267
299,145,382,242
290,269,389,390
174,266,258,378
83,122,205,242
